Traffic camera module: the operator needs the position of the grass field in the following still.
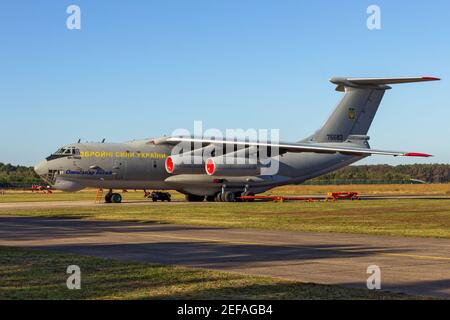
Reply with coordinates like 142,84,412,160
1,198,449,238
272,184,450,196
1,185,447,300
1,184,449,203
0,189,185,203
0,246,416,300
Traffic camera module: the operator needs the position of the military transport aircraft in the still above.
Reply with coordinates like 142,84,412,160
34,76,439,203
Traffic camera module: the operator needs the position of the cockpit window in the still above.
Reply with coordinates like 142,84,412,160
53,146,79,155
47,146,80,160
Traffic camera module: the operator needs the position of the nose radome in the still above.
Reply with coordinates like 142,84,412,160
34,160,48,176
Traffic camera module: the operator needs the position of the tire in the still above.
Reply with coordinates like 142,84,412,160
111,193,122,203
215,193,223,202
206,195,216,202
105,193,112,203
223,191,236,202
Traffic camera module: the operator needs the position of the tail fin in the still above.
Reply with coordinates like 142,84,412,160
306,77,440,143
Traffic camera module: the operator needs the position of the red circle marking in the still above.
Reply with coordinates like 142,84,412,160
165,156,174,173
205,159,215,175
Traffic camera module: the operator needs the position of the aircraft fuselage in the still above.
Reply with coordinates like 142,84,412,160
34,139,363,196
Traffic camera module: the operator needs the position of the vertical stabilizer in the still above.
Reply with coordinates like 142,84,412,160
306,77,439,143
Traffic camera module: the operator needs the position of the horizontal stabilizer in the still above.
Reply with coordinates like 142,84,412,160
331,76,440,91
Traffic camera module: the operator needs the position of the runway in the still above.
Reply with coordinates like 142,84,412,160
0,216,449,298
0,200,186,210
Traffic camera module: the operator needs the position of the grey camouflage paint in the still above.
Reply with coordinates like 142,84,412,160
34,77,438,197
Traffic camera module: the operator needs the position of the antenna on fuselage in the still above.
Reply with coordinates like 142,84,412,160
101,138,106,143
77,138,81,143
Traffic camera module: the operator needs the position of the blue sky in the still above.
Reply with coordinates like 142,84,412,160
0,0,449,166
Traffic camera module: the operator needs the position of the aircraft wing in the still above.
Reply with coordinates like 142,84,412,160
165,137,432,157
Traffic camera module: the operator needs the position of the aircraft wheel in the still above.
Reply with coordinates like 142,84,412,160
111,193,122,203
223,191,236,202
105,193,112,203
206,195,216,202
215,193,223,202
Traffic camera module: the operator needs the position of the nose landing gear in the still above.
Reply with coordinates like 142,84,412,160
105,189,122,203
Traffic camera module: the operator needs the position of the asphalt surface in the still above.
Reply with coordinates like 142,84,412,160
0,216,449,298
0,200,183,210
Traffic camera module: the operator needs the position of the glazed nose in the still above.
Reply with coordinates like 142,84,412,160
34,160,48,176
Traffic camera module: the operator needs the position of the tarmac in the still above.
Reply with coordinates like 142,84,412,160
0,216,449,298
0,200,180,210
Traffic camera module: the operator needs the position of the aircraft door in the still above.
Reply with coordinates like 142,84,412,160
112,159,127,180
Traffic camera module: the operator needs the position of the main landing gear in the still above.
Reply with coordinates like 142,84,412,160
214,191,255,202
105,189,122,203
184,190,255,203
215,191,236,202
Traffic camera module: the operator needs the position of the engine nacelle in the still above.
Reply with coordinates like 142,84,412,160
205,157,260,176
165,156,205,174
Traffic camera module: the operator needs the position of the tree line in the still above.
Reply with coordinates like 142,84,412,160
317,164,450,183
0,163,40,185
1,162,449,186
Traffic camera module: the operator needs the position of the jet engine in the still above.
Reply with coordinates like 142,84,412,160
165,155,205,174
205,157,260,176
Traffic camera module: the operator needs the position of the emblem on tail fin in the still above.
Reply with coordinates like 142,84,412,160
348,108,356,120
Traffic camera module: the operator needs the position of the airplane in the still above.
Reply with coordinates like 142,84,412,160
34,76,439,203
